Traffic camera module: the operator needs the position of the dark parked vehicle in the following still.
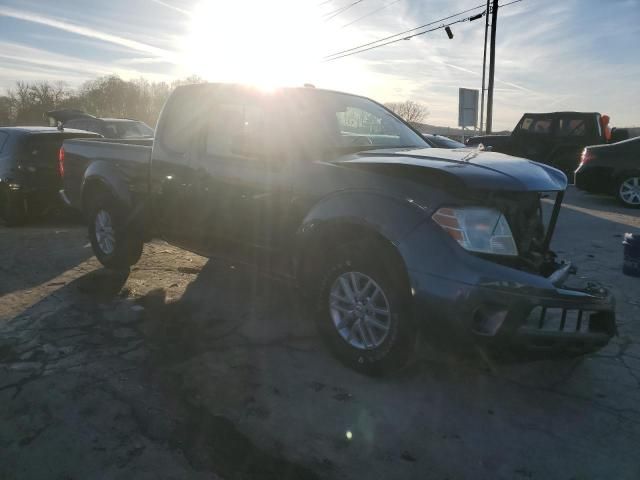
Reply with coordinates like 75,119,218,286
575,136,640,208
466,112,626,175
0,127,100,226
422,133,466,149
60,84,615,373
47,110,154,139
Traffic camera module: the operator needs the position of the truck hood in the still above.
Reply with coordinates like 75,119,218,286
337,147,568,192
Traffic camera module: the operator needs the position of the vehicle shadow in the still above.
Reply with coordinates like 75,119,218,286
0,261,320,480
0,221,93,302
136,258,318,367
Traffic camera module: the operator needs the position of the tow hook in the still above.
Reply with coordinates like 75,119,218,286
585,282,608,296
549,262,575,287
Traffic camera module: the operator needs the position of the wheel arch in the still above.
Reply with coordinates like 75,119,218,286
80,161,132,214
614,168,640,184
294,191,426,290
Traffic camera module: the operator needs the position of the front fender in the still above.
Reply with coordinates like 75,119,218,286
292,190,428,289
297,190,427,247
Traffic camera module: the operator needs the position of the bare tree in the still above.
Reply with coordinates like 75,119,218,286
1,74,206,127
384,100,429,126
0,96,12,125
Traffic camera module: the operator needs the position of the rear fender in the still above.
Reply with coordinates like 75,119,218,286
81,160,133,211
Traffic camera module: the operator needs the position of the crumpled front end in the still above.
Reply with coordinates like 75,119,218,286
400,188,616,355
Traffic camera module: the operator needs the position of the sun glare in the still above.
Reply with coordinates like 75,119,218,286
181,0,327,89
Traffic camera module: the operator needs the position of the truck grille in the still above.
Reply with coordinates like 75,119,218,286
524,306,614,335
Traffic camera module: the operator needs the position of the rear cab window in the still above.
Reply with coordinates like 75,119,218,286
557,117,587,137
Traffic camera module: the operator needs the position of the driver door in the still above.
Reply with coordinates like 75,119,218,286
194,93,295,267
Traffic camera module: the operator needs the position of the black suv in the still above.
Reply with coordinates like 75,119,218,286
0,127,100,225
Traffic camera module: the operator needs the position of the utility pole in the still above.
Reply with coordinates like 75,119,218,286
479,0,490,135
485,0,499,134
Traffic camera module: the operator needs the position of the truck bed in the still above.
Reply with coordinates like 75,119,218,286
61,137,152,212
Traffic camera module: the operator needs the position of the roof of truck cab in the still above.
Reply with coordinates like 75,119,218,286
174,82,374,100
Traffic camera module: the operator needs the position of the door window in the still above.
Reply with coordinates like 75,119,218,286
205,102,267,161
519,116,552,134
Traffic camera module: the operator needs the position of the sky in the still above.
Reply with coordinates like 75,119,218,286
0,0,639,130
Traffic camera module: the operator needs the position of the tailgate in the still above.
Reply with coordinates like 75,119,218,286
20,135,65,190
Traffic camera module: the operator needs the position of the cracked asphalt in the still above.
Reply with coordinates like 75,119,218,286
0,187,639,480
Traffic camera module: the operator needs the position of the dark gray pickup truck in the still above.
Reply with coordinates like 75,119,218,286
60,83,615,373
466,112,628,176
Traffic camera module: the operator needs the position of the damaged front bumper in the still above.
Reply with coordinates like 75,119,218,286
402,187,615,355
407,254,615,355
481,275,616,353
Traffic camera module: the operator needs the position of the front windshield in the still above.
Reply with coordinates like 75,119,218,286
283,90,429,153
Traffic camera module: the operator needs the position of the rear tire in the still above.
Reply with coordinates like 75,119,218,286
314,240,416,375
616,173,640,208
87,192,144,269
0,189,26,227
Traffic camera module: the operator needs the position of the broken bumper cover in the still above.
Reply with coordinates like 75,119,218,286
409,264,616,354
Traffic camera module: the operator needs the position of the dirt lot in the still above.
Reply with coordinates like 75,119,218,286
1,187,639,480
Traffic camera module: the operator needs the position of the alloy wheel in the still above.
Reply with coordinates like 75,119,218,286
619,176,640,206
329,271,392,350
95,209,116,255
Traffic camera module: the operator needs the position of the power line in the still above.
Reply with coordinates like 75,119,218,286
325,17,474,61
324,0,525,61
499,0,523,7
324,0,365,21
325,3,485,59
341,0,402,29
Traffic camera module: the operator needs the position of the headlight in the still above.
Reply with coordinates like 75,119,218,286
432,207,518,256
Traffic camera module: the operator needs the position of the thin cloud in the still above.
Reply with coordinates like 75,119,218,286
440,61,537,95
147,0,191,16
0,6,176,61
0,41,174,84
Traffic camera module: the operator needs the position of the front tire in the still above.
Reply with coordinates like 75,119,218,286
315,241,416,375
87,192,143,269
616,174,640,208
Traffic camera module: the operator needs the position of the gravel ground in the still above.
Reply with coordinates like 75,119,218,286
0,186,639,480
